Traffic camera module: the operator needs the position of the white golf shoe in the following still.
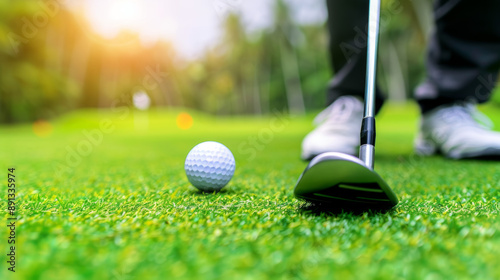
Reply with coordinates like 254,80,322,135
301,96,364,160
415,103,500,159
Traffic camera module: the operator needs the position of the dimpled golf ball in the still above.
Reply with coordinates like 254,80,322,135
184,141,235,192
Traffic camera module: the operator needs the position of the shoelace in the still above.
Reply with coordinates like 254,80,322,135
439,103,492,130
313,96,361,126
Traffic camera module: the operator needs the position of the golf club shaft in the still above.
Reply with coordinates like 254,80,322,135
360,0,381,169
364,0,380,118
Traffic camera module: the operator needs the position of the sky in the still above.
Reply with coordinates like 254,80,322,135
71,0,327,58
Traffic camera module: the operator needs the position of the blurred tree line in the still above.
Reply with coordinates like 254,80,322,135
1,0,496,123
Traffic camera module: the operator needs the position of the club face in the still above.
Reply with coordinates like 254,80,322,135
294,152,398,211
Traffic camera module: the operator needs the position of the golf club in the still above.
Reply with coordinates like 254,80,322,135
294,0,399,210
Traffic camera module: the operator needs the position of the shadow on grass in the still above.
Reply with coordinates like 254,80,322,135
297,202,395,217
187,188,238,196
375,153,500,163
459,155,500,162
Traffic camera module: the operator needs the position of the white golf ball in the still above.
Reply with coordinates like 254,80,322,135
184,141,235,192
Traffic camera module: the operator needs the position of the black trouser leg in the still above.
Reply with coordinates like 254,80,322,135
416,0,500,113
325,0,385,113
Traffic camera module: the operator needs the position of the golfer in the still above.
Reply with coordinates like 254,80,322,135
302,0,500,160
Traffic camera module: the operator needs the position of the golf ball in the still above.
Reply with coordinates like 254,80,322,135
184,141,235,191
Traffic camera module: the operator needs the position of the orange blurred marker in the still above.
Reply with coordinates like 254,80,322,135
176,112,193,130
33,120,53,138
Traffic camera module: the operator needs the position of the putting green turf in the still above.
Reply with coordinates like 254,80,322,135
1,103,500,280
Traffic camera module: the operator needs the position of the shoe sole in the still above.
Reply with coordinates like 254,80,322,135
415,137,500,160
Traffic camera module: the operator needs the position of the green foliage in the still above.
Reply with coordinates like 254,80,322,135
1,0,497,123
0,0,80,123
492,88,500,105
1,103,500,279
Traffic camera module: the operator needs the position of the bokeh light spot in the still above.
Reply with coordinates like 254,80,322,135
133,91,151,110
176,112,193,130
33,120,53,138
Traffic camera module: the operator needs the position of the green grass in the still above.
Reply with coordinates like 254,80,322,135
1,103,500,280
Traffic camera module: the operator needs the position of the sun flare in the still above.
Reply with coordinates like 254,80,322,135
85,0,144,38
83,0,178,45
109,0,142,28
